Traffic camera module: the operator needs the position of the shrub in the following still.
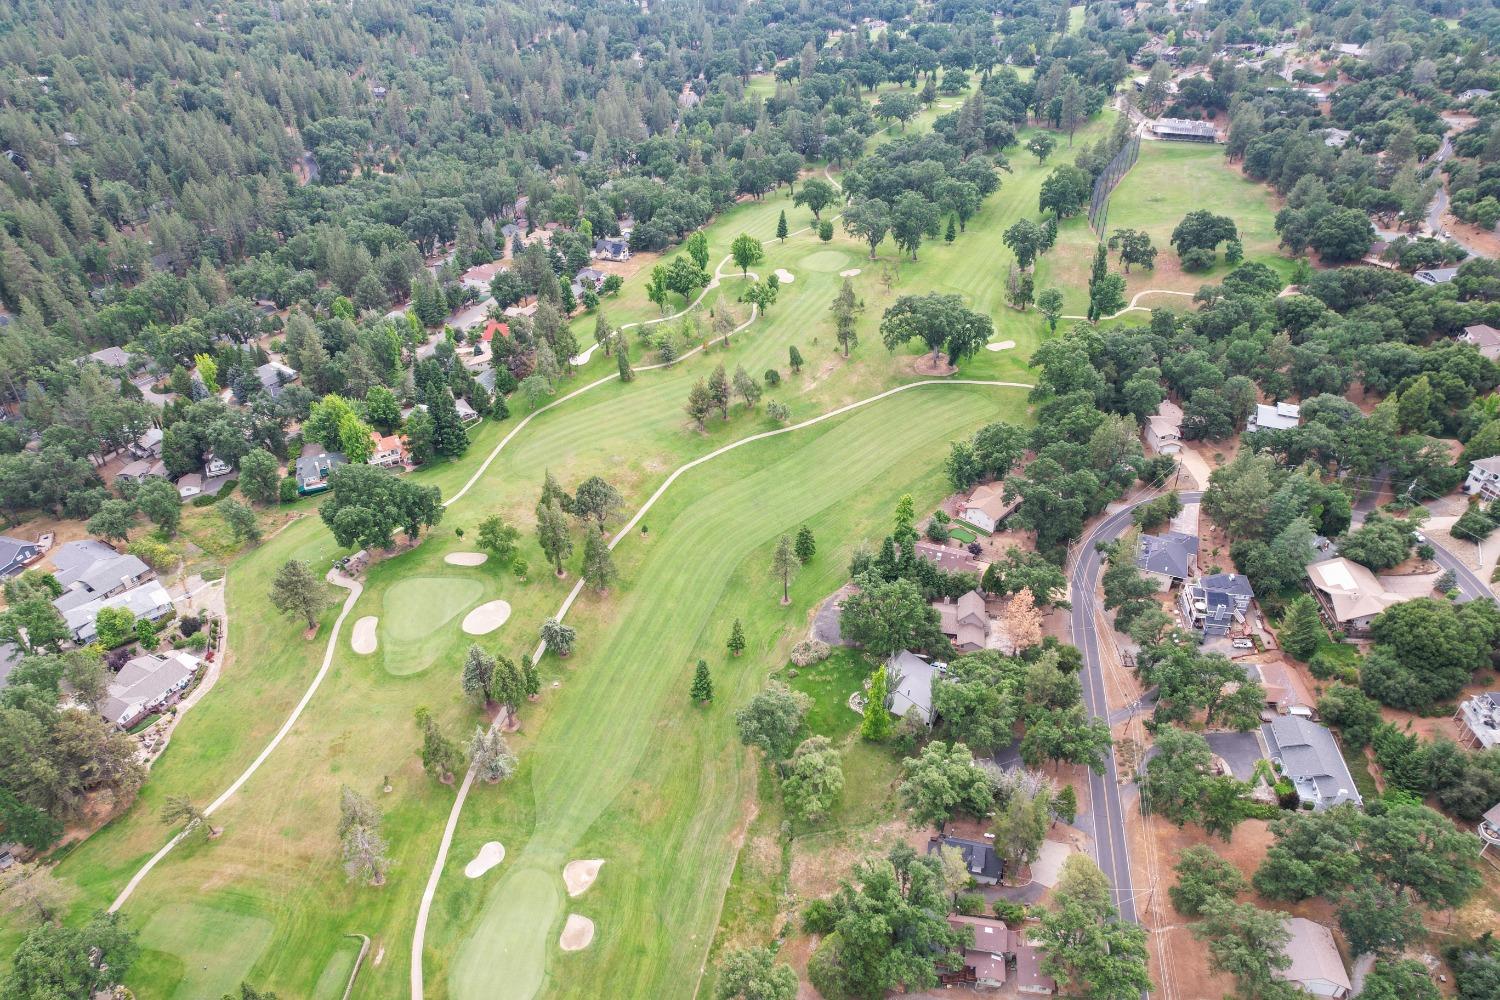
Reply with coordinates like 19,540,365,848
955,892,986,916
790,639,831,667
192,492,220,507
1180,247,1217,271
992,899,1027,925
926,520,951,542
764,368,781,386
802,898,838,934
179,614,202,636
279,476,299,503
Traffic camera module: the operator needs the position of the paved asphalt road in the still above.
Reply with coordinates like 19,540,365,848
1426,533,1494,602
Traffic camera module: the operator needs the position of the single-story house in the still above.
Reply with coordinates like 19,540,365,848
1461,324,1500,361
575,267,608,289
1150,117,1219,142
1335,43,1367,58
1247,401,1301,432
129,428,163,459
933,590,991,652
49,539,120,577
479,319,509,343
1464,455,1500,501
960,482,1020,533
913,540,985,575
1305,556,1421,635
455,397,480,423
369,432,405,468
930,837,1005,885
1458,691,1500,750
85,346,134,370
1277,917,1352,998
1136,531,1198,589
63,581,174,645
1415,266,1460,285
1262,715,1363,811
0,535,41,578
1180,572,1255,636
117,457,167,484
886,649,938,726
296,452,346,495
1245,660,1297,714
1145,399,1183,456
254,362,299,399
176,473,204,499
99,650,201,730
594,236,630,261
1014,934,1057,995
54,551,152,605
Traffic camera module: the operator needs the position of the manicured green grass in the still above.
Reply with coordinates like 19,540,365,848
135,901,275,1000
379,574,488,675
312,938,363,1000
782,648,874,740
947,524,978,544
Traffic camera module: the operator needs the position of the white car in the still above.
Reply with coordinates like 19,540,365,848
1413,531,1426,543
1231,639,1254,649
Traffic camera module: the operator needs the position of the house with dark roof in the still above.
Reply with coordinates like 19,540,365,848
0,536,41,578
1180,572,1254,635
946,914,1019,988
928,836,1004,884
594,236,630,261
1014,933,1057,994
295,452,345,495
1136,531,1198,589
254,361,299,399
1263,715,1362,811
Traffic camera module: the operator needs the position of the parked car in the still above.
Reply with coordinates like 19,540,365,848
1231,638,1254,649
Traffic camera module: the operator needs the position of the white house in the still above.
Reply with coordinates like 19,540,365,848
369,432,405,468
1461,324,1500,361
1458,691,1500,750
1464,456,1500,501
1247,401,1301,432
960,482,1019,533
1277,917,1352,998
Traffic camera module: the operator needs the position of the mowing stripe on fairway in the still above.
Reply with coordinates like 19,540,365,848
409,377,1032,1000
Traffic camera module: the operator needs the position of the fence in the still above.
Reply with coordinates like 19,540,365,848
1087,134,1140,236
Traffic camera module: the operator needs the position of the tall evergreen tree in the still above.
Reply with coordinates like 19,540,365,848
690,659,714,702
776,210,788,241
860,666,895,741
728,618,746,657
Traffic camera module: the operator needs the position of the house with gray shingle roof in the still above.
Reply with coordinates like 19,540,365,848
1136,531,1198,589
0,536,40,578
1262,715,1362,811
886,650,938,726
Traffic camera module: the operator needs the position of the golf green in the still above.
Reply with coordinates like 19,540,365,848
799,249,850,272
381,575,487,675
136,902,275,1000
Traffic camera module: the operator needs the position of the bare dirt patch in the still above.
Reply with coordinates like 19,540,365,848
444,551,488,567
558,913,595,951
461,600,512,636
563,859,604,897
911,355,957,377
351,616,378,655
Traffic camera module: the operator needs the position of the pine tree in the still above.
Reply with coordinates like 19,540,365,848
583,530,619,592
945,215,957,243
788,345,804,373
521,653,540,699
616,337,633,383
707,364,731,419
795,524,816,563
536,498,574,576
690,659,714,703
777,210,788,241
860,666,895,741
1280,595,1324,661
772,534,798,604
728,618,746,657
461,644,496,705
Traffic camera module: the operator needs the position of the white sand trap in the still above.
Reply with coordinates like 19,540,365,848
564,859,605,897
559,914,595,951
464,841,505,878
985,340,1017,352
351,616,378,655
774,268,795,283
461,600,512,635
839,268,861,277
445,551,488,566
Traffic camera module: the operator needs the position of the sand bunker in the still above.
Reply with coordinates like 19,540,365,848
464,841,505,879
445,551,488,566
774,268,795,283
351,616,378,655
559,914,595,951
461,600,512,635
564,859,604,897
839,268,862,277
985,340,1017,352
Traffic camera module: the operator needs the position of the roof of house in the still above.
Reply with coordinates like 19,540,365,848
1137,531,1198,579
887,650,937,722
964,482,1019,521
1465,324,1500,348
935,591,990,648
946,913,1020,956
481,319,509,341
63,581,173,637
1278,917,1352,994
913,540,984,574
1263,715,1361,805
1485,800,1500,828
0,535,37,569
255,361,297,391
372,432,402,453
455,397,479,420
49,540,120,575
1416,266,1460,283
1146,399,1183,438
930,836,1004,882
1200,572,1254,599
1251,401,1301,430
575,267,607,285
118,458,167,480
100,651,200,727
1014,935,1057,993
295,452,346,481
87,346,133,368
1306,557,1417,622
55,552,149,594
1152,117,1219,137
1471,455,1500,476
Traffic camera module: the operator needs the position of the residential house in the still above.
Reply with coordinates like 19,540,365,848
455,396,480,423
0,642,21,692
1277,917,1352,998
960,482,1020,533
1463,456,1500,501
594,236,631,261
1136,531,1198,590
1014,934,1057,995
63,581,174,645
254,361,299,399
1460,88,1494,102
886,650,938,726
1149,117,1219,142
1262,715,1363,811
49,539,120,578
204,455,232,479
117,458,168,484
479,319,509,346
575,267,608,290
1458,691,1500,750
1247,401,1301,432
1322,127,1352,148
945,914,1017,988
1144,399,1183,456
295,452,346,495
913,540,985,575
1245,659,1296,714
1180,572,1254,636
129,428,163,459
99,651,201,729
369,432,405,468
53,551,153,609
176,472,204,499
929,837,1004,885
1415,266,1460,285
85,346,134,370
1305,557,1421,636
1460,323,1500,361
0,536,41,578
933,590,991,652
1334,43,1368,58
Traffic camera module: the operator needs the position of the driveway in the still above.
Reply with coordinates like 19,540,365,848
1204,731,1265,781
811,585,853,645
